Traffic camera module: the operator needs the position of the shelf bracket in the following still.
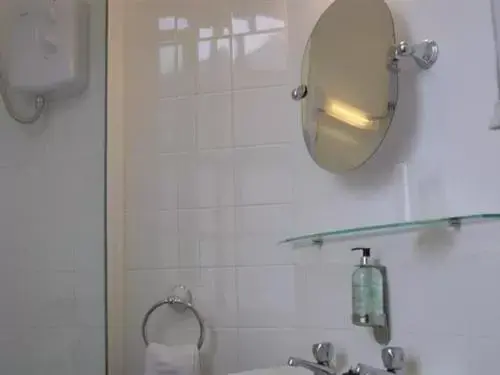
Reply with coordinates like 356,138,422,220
448,217,462,230
312,238,324,248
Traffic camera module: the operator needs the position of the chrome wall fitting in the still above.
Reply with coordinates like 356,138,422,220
390,40,439,71
291,84,308,101
353,347,405,375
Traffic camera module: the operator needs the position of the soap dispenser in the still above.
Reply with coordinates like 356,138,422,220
351,247,387,328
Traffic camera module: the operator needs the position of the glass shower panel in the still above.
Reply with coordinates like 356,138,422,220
0,0,107,374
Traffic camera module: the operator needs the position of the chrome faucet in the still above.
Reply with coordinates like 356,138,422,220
354,347,405,375
288,342,336,375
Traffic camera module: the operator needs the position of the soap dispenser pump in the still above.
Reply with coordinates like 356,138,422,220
351,247,387,329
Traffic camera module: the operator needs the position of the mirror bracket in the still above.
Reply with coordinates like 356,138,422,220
291,84,308,101
389,39,439,71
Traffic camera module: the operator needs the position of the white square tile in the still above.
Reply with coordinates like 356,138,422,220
26,327,79,375
125,269,180,331
18,220,76,272
292,162,406,234
126,154,179,212
388,332,482,375
179,208,235,267
126,210,179,270
165,268,238,329
178,233,201,269
197,93,233,149
155,0,231,42
75,327,106,375
232,31,288,89
158,155,180,210
234,146,292,205
126,1,163,42
390,252,500,338
21,271,77,327
231,0,287,35
125,324,145,375
237,265,297,328
152,0,197,42
198,38,232,93
158,36,198,98
0,270,23,335
178,150,235,208
0,334,25,374
195,268,238,328
233,86,294,146
230,0,287,89
295,264,352,329
237,329,301,371
157,97,196,153
201,329,238,375
235,205,293,266
75,271,105,327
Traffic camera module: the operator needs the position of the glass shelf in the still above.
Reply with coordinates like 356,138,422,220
280,213,500,246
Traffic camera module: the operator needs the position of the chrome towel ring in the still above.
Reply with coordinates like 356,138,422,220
141,287,205,350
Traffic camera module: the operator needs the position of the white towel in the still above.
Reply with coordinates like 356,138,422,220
230,366,312,375
144,343,200,375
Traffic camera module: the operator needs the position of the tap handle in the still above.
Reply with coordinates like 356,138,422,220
381,347,405,371
312,342,334,365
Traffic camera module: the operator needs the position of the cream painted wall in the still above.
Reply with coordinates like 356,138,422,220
122,0,500,375
107,0,126,374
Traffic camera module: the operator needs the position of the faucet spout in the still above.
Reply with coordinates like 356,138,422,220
288,357,336,375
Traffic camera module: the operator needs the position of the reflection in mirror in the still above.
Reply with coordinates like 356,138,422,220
300,0,397,173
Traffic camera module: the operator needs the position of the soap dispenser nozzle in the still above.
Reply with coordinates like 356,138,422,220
352,247,371,265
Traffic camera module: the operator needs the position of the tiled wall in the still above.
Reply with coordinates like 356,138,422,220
0,1,106,374
123,0,500,375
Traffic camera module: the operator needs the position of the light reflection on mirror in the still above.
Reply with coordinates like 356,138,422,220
322,100,378,130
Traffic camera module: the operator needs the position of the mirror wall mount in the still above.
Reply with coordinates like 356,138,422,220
389,40,439,71
291,84,308,101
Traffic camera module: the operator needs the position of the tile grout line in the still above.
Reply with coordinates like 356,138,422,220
158,141,293,156
157,83,289,101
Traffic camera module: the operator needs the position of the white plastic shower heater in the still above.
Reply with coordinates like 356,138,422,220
6,0,89,99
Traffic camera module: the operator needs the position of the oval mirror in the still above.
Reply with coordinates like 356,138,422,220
299,0,397,173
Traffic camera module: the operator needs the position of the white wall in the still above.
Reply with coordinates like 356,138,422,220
123,0,500,375
0,1,106,374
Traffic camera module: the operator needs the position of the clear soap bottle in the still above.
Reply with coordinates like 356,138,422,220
351,247,386,328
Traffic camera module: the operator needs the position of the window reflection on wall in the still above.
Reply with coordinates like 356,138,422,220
153,6,287,94
232,14,286,66
198,39,230,63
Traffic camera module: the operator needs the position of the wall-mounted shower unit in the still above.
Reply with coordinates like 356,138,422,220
0,0,89,124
